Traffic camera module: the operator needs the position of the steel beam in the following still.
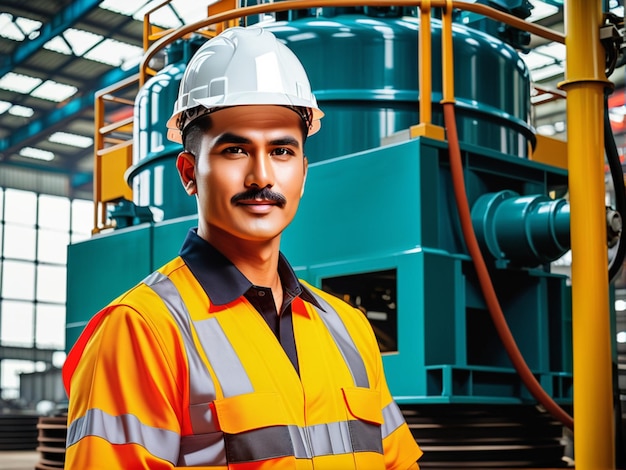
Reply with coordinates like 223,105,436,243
0,0,103,77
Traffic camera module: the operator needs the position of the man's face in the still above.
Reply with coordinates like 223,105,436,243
178,105,308,246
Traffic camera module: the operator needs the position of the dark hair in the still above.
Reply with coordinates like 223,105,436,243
182,115,213,156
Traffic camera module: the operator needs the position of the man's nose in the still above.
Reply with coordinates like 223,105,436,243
245,154,274,188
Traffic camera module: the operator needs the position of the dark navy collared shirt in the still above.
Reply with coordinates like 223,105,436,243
179,228,321,375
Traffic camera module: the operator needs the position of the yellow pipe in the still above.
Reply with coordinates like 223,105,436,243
559,0,614,467
440,0,454,105
419,0,432,124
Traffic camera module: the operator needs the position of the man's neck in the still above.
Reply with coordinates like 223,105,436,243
200,227,282,289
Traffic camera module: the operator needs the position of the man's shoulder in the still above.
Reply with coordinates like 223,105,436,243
109,256,187,307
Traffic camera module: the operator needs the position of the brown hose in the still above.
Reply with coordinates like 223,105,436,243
442,102,575,431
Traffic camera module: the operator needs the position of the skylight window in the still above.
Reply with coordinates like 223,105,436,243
9,105,34,118
0,100,11,114
19,147,54,161
31,80,78,102
49,132,93,148
43,37,73,55
44,28,104,56
83,38,144,67
0,13,41,41
0,72,42,94
99,0,142,16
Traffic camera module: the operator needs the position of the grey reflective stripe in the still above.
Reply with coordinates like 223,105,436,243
143,272,219,435
193,317,254,396
309,291,370,388
348,420,383,453
226,426,292,461
226,420,383,462
66,408,180,464
291,420,382,457
382,400,405,439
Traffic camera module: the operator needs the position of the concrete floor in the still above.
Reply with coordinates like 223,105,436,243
0,451,40,470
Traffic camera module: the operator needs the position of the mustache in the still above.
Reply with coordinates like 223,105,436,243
231,187,287,208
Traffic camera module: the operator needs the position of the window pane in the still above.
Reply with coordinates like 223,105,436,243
37,264,66,303
0,188,4,219
38,229,70,264
71,199,93,238
1,300,34,346
1,359,35,400
2,260,35,300
39,194,70,230
35,304,65,349
4,189,37,226
3,224,36,260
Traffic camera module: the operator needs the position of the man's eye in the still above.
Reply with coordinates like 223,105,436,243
272,148,293,158
224,147,246,155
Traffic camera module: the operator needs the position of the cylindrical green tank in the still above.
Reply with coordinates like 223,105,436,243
265,11,533,163
128,9,533,221
128,39,202,221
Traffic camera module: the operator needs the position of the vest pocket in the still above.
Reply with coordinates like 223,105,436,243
342,387,384,425
213,391,290,433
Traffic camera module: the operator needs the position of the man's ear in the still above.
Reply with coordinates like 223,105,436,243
176,151,197,195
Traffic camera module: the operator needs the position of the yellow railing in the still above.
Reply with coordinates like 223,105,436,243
92,73,138,233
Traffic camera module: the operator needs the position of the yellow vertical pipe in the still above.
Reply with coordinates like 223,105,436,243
411,0,445,140
419,0,432,124
440,0,454,104
559,0,615,468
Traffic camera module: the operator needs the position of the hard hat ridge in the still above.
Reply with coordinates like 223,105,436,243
167,26,323,144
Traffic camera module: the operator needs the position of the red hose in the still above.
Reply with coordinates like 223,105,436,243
442,102,575,431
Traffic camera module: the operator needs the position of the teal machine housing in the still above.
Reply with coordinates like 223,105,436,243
66,6,575,465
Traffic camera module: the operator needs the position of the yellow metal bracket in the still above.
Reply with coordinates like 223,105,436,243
410,122,446,140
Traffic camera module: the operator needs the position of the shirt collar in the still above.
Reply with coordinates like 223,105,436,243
179,228,321,308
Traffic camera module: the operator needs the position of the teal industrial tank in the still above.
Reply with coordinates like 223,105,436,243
266,11,533,163
129,39,202,221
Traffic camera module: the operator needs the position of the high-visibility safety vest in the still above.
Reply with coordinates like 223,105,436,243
63,256,423,469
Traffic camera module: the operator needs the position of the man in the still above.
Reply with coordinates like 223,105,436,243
63,26,423,469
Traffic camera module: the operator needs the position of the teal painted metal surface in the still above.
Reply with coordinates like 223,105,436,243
267,14,533,163
471,190,570,266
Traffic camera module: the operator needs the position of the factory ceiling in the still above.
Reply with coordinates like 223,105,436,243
0,1,622,200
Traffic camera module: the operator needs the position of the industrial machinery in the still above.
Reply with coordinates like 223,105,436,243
65,0,623,467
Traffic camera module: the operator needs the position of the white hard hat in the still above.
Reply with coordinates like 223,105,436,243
166,27,323,144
